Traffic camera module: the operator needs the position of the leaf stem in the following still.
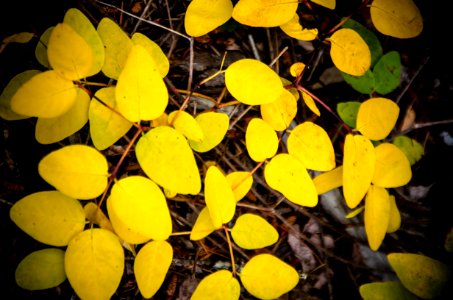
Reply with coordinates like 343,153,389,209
223,224,237,277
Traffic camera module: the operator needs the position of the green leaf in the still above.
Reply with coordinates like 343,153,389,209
191,270,240,300
392,135,424,165
388,253,451,299
231,213,278,249
374,51,401,95
65,228,124,300
10,191,85,246
15,248,66,291
341,70,375,95
336,101,361,128
359,281,418,300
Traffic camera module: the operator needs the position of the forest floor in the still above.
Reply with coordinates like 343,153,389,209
1,0,453,299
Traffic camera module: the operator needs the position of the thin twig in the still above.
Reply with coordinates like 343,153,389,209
396,56,430,104
131,0,154,34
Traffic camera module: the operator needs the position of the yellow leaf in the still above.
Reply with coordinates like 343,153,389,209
136,126,201,195
63,8,105,77
260,88,298,131
184,0,234,37
231,213,278,249
65,228,124,300
373,143,412,187
10,191,85,246
1,32,34,46
204,165,236,228
388,253,452,299
108,176,172,243
84,202,115,233
301,91,320,116
191,270,240,300
356,97,399,141
152,112,169,127
343,134,375,208
232,0,298,27
240,253,299,299
264,153,318,207
387,195,401,233
329,28,371,76
287,121,335,171
365,185,390,251
15,248,66,291
116,44,168,122
35,88,90,144
225,58,283,105
190,207,217,240
360,281,419,300
131,32,169,77
35,27,53,68
226,171,253,202
89,87,133,150
289,62,306,77
0,70,39,120
280,14,318,41
246,118,279,162
135,240,173,298
10,70,77,118
38,145,109,199
47,23,93,80
313,166,343,195
345,206,364,219
97,17,134,80
370,0,423,39
168,110,204,142
311,0,335,9
189,111,230,152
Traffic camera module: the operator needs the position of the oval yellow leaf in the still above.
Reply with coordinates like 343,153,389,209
65,228,124,300
131,32,169,77
11,70,77,118
240,253,299,299
136,126,201,195
246,118,279,162
280,14,318,41
387,253,451,299
360,281,419,300
168,110,204,142
226,171,253,202
189,111,229,152
356,97,399,141
116,44,168,122
135,240,173,298
89,87,133,150
225,59,283,105
107,176,172,243
204,165,236,228
370,0,423,39
231,213,278,249
329,28,371,76
264,153,318,207
287,121,335,171
260,88,297,131
289,62,306,77
232,0,298,27
190,206,217,240
185,0,233,37
15,248,66,291
301,91,321,116
38,145,109,199
47,23,93,80
191,270,240,300
36,88,90,144
97,17,133,79
364,185,390,251
343,134,375,208
373,143,412,188
63,8,105,77
10,191,85,246
387,195,401,233
313,165,343,195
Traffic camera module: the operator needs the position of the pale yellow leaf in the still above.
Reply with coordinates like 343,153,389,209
387,195,401,233
311,0,335,9
10,191,85,246
35,27,53,68
313,166,343,195
38,145,109,199
65,228,124,300
136,126,201,195
168,110,204,142
232,0,298,27
246,118,279,162
264,153,318,207
185,0,234,37
342,134,375,208
360,281,419,300
190,207,217,240
191,270,240,300
189,111,229,152
260,88,297,131
301,91,320,116
135,240,173,298
152,112,169,127
225,58,283,105
280,14,318,41
132,32,169,77
373,143,412,187
226,171,253,202
231,213,278,249
240,253,299,299
365,185,390,251
287,121,335,171
84,202,115,233
329,28,371,76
